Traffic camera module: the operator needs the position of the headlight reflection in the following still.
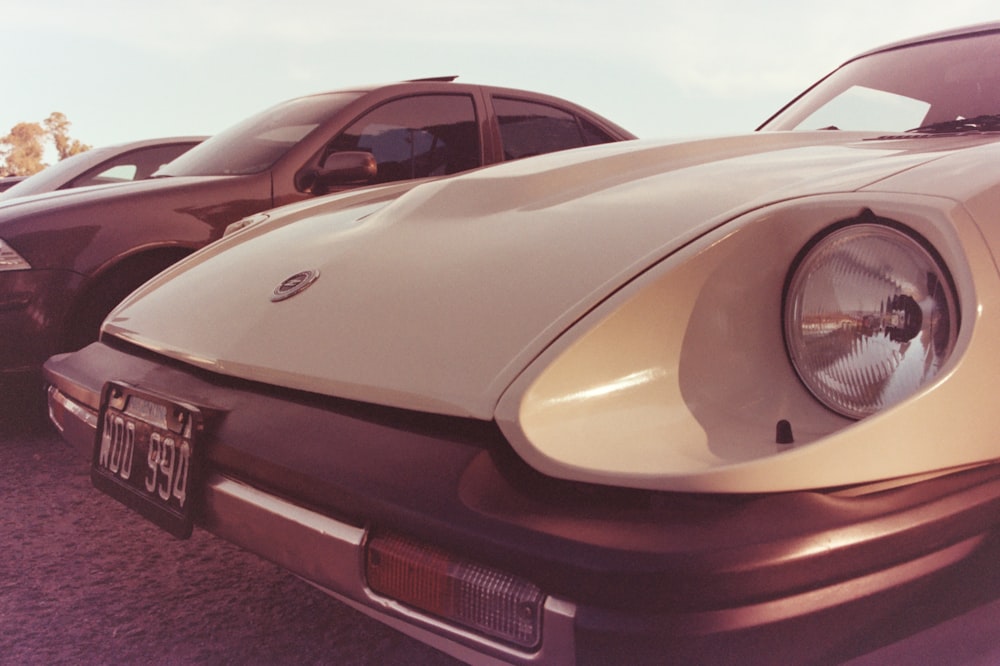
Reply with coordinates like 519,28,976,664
784,221,958,419
542,368,668,407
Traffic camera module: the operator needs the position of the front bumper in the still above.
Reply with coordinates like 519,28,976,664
44,341,1000,664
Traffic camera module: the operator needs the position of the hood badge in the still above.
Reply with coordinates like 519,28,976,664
271,269,320,302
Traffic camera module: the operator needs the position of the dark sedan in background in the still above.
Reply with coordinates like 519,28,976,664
0,176,26,192
0,136,205,201
0,77,633,378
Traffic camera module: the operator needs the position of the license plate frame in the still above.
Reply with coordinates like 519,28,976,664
91,381,205,539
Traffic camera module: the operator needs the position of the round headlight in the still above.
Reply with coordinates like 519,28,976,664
784,222,958,419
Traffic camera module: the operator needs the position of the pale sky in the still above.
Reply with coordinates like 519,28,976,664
2,1,998,156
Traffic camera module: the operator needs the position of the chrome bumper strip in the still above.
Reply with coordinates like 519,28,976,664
47,385,99,458
203,475,577,664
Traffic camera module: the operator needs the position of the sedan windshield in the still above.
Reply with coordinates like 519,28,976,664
0,148,113,197
761,30,1000,133
157,92,363,177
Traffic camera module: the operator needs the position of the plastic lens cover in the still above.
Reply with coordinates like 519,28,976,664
0,239,30,271
366,532,544,648
784,223,958,419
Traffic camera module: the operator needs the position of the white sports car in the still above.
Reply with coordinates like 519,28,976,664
44,22,1000,664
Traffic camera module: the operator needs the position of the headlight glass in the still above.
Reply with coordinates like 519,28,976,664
784,222,958,419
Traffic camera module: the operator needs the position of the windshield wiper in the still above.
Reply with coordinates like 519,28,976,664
907,114,1000,134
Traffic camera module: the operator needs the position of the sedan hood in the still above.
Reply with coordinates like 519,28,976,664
104,131,981,418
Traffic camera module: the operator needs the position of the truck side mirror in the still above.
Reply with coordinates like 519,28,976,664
298,151,377,193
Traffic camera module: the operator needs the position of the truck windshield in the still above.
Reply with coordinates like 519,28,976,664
157,92,364,176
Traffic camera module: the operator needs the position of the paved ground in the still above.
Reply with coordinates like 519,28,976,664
0,382,458,665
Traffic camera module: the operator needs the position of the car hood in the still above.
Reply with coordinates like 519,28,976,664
103,131,987,418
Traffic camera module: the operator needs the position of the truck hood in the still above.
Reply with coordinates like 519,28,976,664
0,173,275,274
103,131,988,418
0,173,258,231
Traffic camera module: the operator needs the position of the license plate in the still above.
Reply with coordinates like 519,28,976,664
91,382,204,538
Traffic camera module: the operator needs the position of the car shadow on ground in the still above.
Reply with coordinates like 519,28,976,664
0,374,53,438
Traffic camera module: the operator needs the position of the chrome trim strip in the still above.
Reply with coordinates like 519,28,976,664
326,585,577,665
47,385,99,459
46,385,66,433
48,384,99,431
203,476,578,665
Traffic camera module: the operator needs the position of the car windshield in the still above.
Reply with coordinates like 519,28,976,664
0,147,114,199
761,30,1000,133
157,92,364,177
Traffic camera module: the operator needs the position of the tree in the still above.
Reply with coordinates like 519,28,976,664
0,122,47,176
0,113,91,176
44,112,89,161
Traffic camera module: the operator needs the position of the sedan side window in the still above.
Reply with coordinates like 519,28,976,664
493,97,616,161
328,94,480,183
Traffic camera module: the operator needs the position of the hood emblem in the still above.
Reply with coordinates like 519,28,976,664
271,269,320,302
